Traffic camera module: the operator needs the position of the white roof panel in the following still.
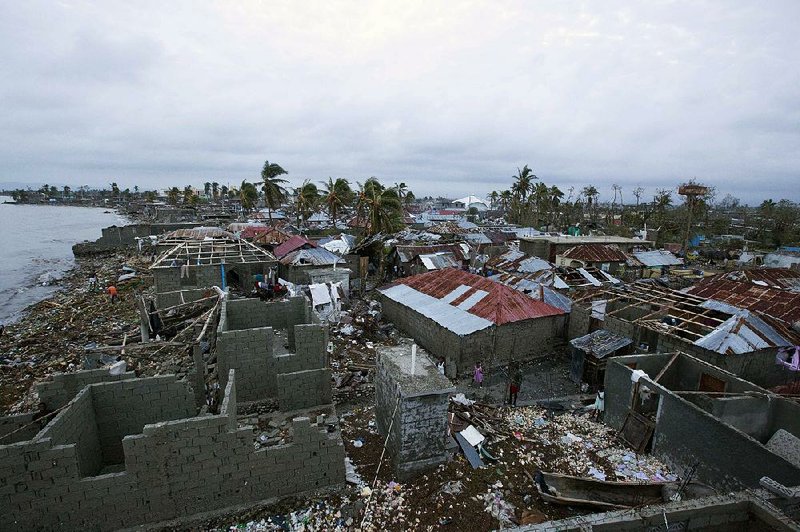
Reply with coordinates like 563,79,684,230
380,284,493,335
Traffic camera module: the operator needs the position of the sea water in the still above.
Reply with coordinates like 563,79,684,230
0,196,125,324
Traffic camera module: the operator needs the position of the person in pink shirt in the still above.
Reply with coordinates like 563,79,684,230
473,361,484,388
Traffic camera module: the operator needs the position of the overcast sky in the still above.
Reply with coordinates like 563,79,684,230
1,1,798,204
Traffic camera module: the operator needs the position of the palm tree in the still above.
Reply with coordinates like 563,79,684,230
581,186,599,221
239,181,259,213
183,186,194,204
212,182,220,200
499,190,513,216
360,179,404,236
204,182,211,197
62,185,71,199
321,177,353,228
548,185,564,228
261,161,289,225
221,185,229,199
488,191,500,211
110,182,120,197
295,180,319,225
167,187,180,205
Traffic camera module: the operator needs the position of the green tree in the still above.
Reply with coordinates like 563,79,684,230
212,182,220,200
62,185,71,198
183,186,194,204
110,182,120,197
167,187,180,205
295,180,319,225
203,182,211,197
357,178,404,236
239,181,259,213
261,160,289,225
221,185,229,199
321,177,353,228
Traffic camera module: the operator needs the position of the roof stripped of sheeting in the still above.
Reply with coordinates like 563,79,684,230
152,239,276,268
162,227,237,241
570,329,633,358
379,269,565,333
572,281,800,354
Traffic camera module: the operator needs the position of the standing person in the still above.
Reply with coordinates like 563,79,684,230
88,272,97,291
509,364,522,407
107,285,118,304
437,357,445,376
593,387,605,421
473,361,483,388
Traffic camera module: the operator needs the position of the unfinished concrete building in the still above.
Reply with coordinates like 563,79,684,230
375,342,454,479
215,296,332,409
0,369,345,530
604,352,800,491
151,238,277,294
72,222,202,255
569,282,800,388
378,269,567,378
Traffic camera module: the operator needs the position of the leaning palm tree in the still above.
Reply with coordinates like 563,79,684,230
261,160,288,225
239,181,259,214
167,187,180,205
321,177,353,228
363,182,404,237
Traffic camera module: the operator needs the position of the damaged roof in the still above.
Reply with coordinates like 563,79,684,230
632,250,684,267
379,269,565,335
488,272,573,312
570,329,633,358
274,235,316,259
697,269,800,292
395,243,471,263
486,249,552,274
687,279,800,325
279,247,342,266
417,252,460,270
560,244,631,263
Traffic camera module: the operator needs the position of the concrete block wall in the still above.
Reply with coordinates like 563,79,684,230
0,413,40,444
36,387,103,477
36,369,136,411
216,327,274,402
0,371,346,531
375,352,454,480
306,267,351,295
276,369,332,410
567,305,591,340
90,376,196,466
223,296,307,345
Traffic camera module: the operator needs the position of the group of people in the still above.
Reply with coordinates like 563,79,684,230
471,361,523,407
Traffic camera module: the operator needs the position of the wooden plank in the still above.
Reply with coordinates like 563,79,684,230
652,352,680,383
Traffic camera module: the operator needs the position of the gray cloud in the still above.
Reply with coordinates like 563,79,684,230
0,0,798,204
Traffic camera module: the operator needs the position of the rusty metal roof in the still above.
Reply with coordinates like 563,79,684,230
395,243,471,263
687,279,800,324
274,235,316,258
560,244,630,263
698,269,800,292
380,268,566,328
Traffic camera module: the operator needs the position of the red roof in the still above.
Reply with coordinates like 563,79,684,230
560,244,630,263
699,268,800,290
687,279,800,324
239,225,270,239
388,268,566,324
274,235,316,258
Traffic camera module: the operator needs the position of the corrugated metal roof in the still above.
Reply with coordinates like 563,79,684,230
485,250,552,274
687,279,800,324
380,283,494,335
379,269,566,328
694,310,792,355
396,243,470,263
463,232,492,244
633,250,684,267
274,235,316,258
570,329,633,358
163,227,236,240
488,273,573,312
764,252,800,269
700,268,800,291
279,247,341,266
559,244,631,263
418,252,460,270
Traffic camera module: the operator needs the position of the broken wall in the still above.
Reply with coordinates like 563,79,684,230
604,355,800,492
36,368,137,411
0,371,345,531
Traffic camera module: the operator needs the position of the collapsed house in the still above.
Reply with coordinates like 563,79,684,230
555,244,634,274
151,238,277,295
604,352,800,491
388,243,472,277
0,368,344,530
569,329,633,390
377,269,567,377
72,222,202,255
569,282,800,388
